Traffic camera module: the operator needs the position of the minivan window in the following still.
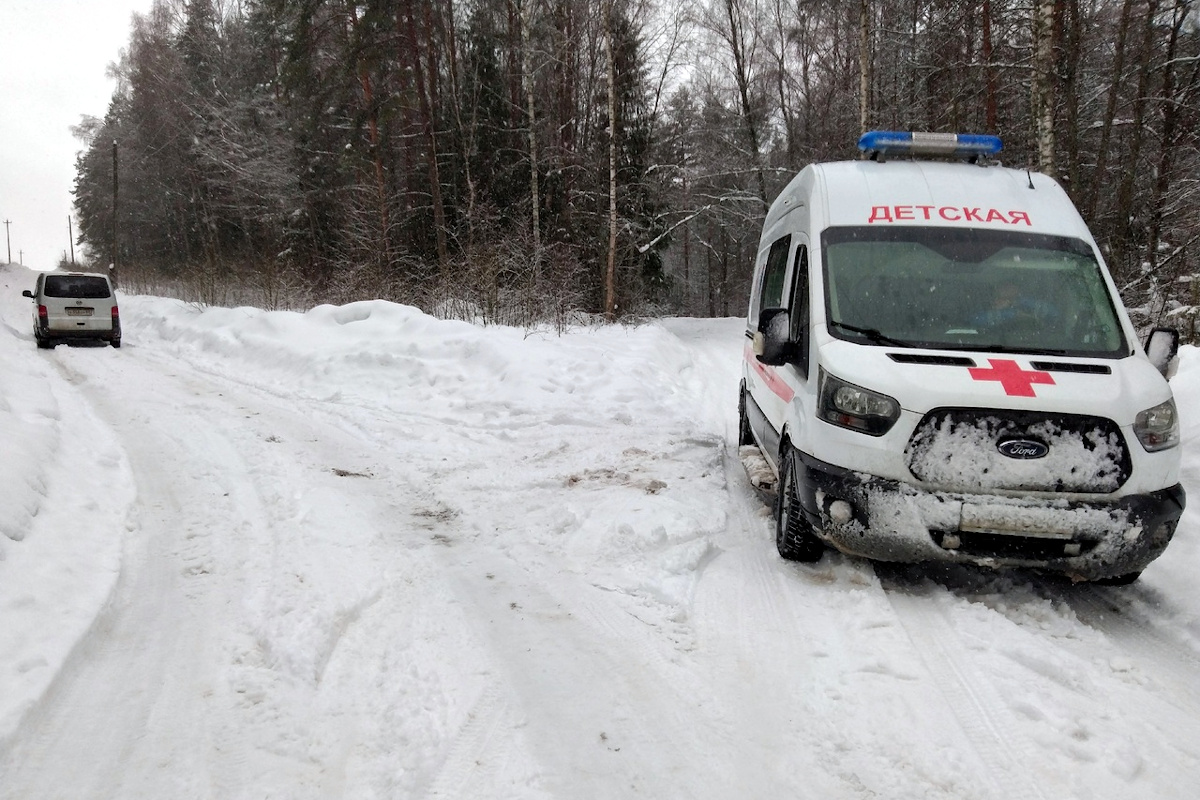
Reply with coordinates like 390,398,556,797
821,226,1128,357
748,235,791,328
44,275,111,299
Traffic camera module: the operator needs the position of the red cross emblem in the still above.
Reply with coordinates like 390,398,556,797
968,359,1055,397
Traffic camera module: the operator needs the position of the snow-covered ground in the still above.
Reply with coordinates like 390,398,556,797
2,260,1199,799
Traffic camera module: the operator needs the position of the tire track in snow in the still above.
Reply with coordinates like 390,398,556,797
421,684,542,800
4,342,417,798
690,449,956,798
145,354,461,798
99,334,642,798
1044,582,1200,724
72,349,293,800
444,547,738,800
0,350,134,788
690,451,816,792
1,351,238,799
136,348,568,799
883,585,1049,800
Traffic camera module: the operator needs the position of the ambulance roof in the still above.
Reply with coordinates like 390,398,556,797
766,159,1095,245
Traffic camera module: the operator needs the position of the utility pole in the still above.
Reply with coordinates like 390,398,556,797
3,219,11,264
68,216,76,264
111,140,119,286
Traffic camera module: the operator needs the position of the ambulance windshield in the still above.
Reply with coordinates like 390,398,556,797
821,227,1128,357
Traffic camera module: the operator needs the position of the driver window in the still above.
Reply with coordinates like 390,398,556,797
748,235,792,329
759,236,791,308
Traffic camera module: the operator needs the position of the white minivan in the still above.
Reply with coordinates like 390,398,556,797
23,271,121,349
740,131,1184,584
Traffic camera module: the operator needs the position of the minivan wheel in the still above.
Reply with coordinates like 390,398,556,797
737,387,754,447
776,448,825,562
111,339,121,348
36,337,53,349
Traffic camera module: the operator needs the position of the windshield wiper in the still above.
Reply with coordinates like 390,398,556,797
967,343,1073,357
829,320,914,348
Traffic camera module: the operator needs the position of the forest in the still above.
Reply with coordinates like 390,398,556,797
70,0,1200,337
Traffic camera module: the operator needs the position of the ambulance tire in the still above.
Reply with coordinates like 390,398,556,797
776,447,825,563
737,386,754,447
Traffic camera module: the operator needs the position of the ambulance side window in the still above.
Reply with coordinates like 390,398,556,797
789,244,810,377
750,235,792,328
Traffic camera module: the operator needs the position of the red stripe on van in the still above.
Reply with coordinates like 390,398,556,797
745,343,795,403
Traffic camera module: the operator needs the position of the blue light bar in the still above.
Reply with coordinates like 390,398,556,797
858,131,1003,159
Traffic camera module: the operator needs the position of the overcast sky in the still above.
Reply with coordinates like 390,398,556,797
1,0,154,271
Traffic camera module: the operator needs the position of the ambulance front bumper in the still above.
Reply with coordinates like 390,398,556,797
793,452,1185,581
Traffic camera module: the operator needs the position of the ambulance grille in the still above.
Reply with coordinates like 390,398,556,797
905,408,1131,493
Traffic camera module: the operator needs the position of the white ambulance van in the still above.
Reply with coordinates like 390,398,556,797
740,131,1184,584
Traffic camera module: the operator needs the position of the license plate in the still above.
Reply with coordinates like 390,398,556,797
66,308,93,317
960,503,1073,539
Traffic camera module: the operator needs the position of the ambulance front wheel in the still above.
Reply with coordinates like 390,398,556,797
776,447,825,563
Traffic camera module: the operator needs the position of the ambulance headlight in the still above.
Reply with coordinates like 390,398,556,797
819,370,901,436
1134,398,1179,452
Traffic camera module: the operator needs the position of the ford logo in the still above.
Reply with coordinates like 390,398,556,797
997,438,1049,459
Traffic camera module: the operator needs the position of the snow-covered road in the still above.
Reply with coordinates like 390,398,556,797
2,262,1199,799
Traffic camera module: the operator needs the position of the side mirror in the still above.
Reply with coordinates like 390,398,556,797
22,290,33,299
754,307,793,366
1145,327,1180,378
